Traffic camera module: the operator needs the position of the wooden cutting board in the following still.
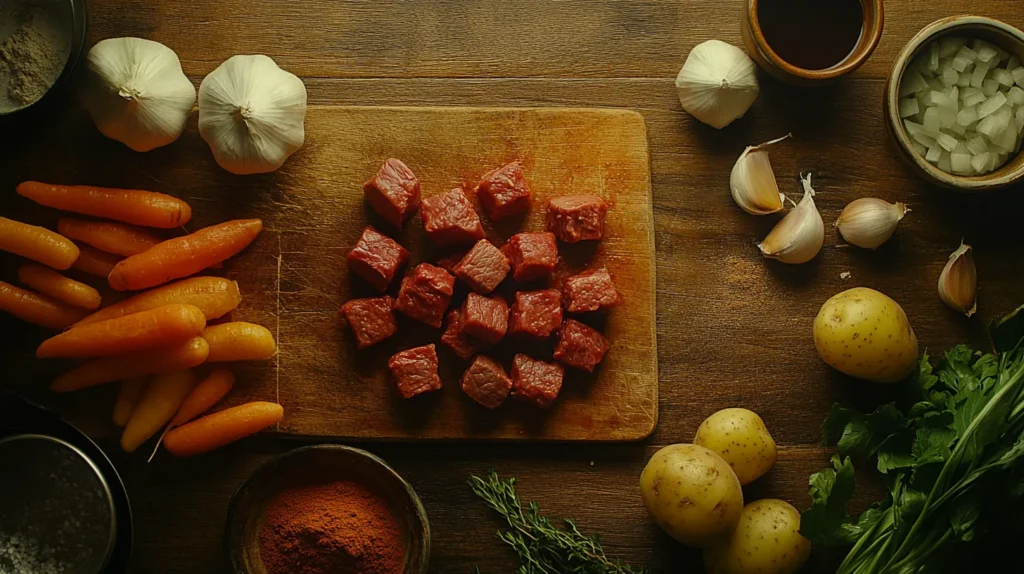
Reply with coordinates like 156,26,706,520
6,106,657,441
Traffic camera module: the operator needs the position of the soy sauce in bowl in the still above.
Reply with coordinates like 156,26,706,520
757,0,865,70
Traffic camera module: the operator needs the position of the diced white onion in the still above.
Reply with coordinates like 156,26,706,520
900,36,1024,175
994,68,1016,87
978,92,1007,118
1007,86,1024,107
899,98,920,118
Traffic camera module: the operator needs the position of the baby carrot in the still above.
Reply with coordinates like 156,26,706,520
121,370,196,453
57,218,161,257
0,281,88,329
170,368,235,427
36,303,206,359
202,322,277,362
163,402,284,457
16,181,192,229
108,219,263,291
112,377,149,427
74,277,241,327
18,263,101,310
147,368,236,461
72,244,123,277
0,216,79,270
50,337,209,392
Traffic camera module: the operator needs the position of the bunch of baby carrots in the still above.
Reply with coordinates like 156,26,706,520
0,181,283,458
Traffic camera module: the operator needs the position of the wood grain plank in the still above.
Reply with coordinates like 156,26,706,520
88,0,1024,80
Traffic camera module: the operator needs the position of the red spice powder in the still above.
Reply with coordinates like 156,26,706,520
258,480,405,574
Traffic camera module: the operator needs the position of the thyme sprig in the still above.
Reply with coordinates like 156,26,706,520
469,471,649,574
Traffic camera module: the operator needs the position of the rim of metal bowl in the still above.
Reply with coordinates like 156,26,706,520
0,433,118,573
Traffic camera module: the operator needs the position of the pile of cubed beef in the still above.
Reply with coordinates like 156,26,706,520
339,158,618,410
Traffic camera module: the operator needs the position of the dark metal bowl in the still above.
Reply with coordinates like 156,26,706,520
0,394,132,574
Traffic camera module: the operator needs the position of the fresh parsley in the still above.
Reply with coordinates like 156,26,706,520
801,304,1024,573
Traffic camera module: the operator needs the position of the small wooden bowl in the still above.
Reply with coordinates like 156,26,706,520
884,16,1024,192
741,0,885,86
225,445,430,574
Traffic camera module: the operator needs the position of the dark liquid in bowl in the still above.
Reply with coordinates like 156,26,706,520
758,0,865,70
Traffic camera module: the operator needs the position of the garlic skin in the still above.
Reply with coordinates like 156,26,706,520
835,198,910,249
758,173,824,264
80,38,196,152
731,134,791,215
198,55,307,175
938,242,977,317
675,40,760,129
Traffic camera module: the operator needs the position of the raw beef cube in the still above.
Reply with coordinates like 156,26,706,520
346,226,409,291
462,292,509,344
511,354,564,409
394,263,455,328
547,195,608,243
440,309,488,360
454,240,509,294
502,232,558,282
421,188,485,247
339,296,397,349
363,158,421,229
562,268,619,313
554,319,609,372
508,289,563,338
388,344,442,399
476,162,532,221
434,251,466,274
461,355,512,409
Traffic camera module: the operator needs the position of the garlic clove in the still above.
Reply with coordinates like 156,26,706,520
80,38,197,152
730,134,792,215
198,55,307,175
675,40,760,129
758,173,824,264
938,242,977,317
835,198,910,249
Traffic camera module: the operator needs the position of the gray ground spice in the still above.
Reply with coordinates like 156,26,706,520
0,1,70,112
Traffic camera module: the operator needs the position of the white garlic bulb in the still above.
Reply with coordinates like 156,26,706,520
198,55,306,175
758,173,824,264
675,40,760,129
835,198,910,249
80,38,196,152
731,134,791,215
938,242,977,317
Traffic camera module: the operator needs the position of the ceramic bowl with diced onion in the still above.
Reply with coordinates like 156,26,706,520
885,16,1024,191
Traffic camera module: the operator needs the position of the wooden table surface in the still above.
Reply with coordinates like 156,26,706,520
4,1,1024,573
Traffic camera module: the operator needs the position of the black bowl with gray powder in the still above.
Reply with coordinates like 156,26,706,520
0,0,88,117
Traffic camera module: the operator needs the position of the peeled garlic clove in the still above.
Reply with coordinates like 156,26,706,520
938,242,977,317
758,173,824,264
835,198,910,249
80,38,197,152
198,55,307,175
731,134,791,215
675,40,760,129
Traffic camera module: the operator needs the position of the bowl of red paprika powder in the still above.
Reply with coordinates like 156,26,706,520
225,445,430,574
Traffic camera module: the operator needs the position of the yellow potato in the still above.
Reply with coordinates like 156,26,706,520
694,408,777,485
813,287,918,383
703,499,811,574
639,444,743,547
